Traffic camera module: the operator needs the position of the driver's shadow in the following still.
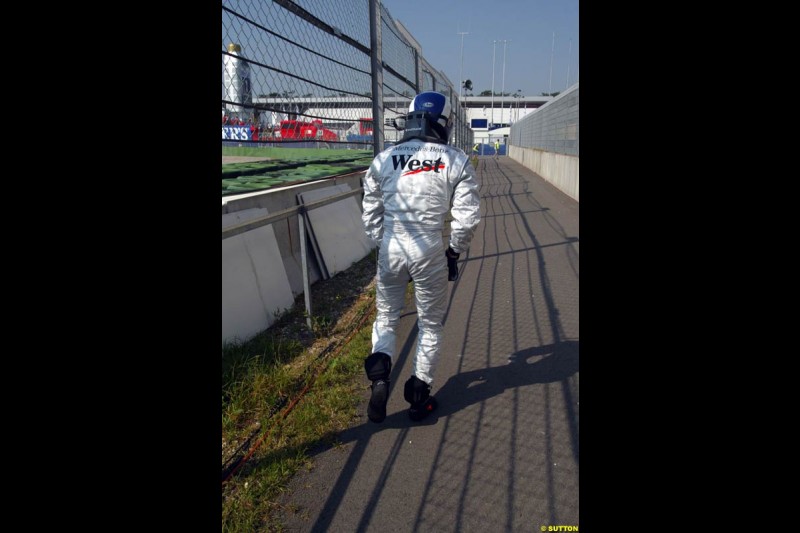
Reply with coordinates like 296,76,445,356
424,339,579,420
334,340,579,437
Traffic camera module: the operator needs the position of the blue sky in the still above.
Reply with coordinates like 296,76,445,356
380,0,579,97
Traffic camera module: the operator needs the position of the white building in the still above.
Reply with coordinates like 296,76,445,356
458,95,553,146
249,94,553,145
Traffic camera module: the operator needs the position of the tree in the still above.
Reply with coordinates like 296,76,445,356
540,92,561,97
479,90,493,96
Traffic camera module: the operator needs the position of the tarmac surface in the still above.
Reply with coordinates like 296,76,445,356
278,155,579,532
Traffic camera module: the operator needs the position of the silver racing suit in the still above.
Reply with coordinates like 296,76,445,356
362,139,481,385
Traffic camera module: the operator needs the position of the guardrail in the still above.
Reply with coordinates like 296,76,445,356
223,187,365,328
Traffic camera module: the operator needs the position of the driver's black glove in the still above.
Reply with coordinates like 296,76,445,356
446,246,460,281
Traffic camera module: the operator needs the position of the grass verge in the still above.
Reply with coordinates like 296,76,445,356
222,251,378,532
223,146,372,160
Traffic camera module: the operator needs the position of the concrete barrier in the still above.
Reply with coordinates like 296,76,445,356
222,172,367,344
508,146,579,202
222,173,366,296
222,207,295,344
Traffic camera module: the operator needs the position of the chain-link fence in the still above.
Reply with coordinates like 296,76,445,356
509,83,579,156
222,0,472,153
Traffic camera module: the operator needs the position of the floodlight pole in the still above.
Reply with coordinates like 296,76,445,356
458,31,468,101
491,40,496,129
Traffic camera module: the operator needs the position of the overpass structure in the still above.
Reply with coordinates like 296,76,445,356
459,94,553,130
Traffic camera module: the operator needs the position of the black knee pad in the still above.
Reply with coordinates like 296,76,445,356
364,352,392,381
404,375,431,407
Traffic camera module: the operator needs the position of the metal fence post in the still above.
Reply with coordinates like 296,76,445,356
298,206,313,329
369,0,384,156
413,49,420,93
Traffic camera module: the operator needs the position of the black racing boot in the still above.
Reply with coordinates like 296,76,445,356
364,352,392,423
404,375,438,421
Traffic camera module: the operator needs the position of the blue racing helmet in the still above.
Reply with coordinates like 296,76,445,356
401,91,452,143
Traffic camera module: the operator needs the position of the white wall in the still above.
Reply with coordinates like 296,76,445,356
222,207,295,345
221,173,369,345
508,146,579,202
222,173,365,296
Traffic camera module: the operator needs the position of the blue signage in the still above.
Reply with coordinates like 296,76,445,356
222,126,252,141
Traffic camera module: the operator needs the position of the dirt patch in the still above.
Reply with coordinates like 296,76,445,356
222,156,274,164
275,253,377,346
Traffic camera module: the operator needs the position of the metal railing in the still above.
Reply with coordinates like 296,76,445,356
222,0,473,154
222,0,475,328
509,83,579,156
222,186,365,328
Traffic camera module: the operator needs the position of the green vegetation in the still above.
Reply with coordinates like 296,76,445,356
222,146,371,160
222,147,375,196
221,252,379,532
478,90,513,96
